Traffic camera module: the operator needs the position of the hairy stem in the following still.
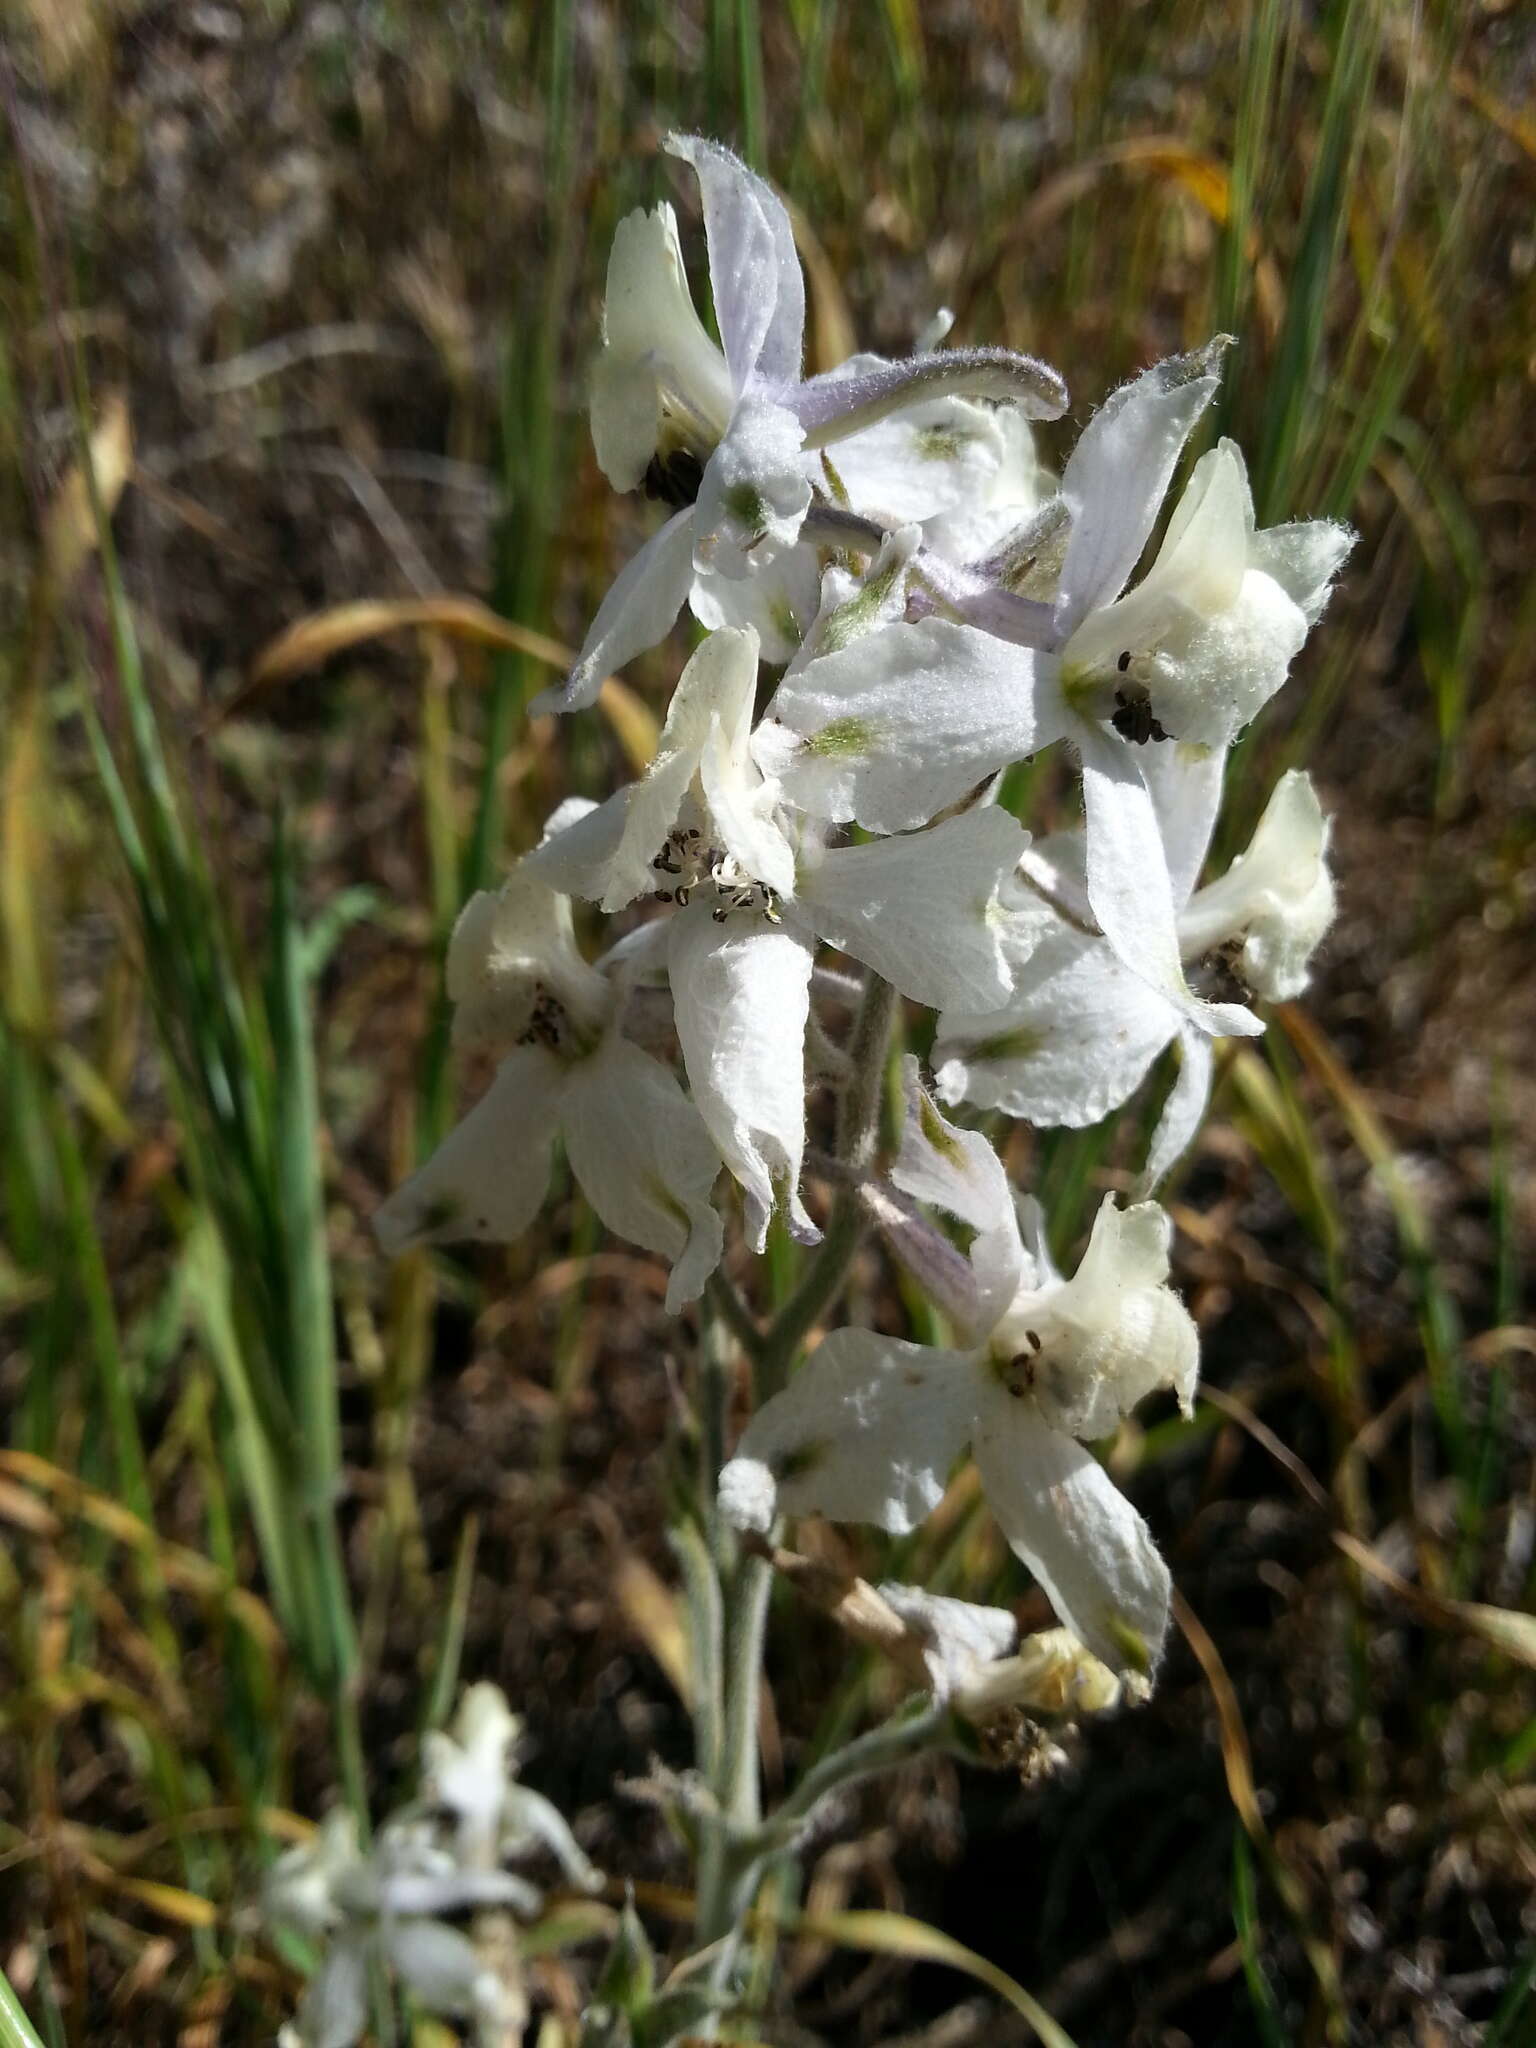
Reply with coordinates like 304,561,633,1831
755,1700,951,1852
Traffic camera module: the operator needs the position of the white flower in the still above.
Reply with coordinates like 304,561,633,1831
1174,767,1337,1002
422,1683,604,1896
265,1810,536,2048
374,864,725,1313
531,627,1030,1249
719,1063,1197,1674
539,135,1068,711
421,1682,525,1870
1060,437,1354,751
934,753,1337,1182
263,1810,361,1941
831,349,1346,1037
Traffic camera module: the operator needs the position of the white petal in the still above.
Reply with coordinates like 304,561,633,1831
376,1867,541,1918
1250,515,1355,624
373,1047,562,1255
561,1037,724,1313
590,202,734,489
876,1581,1018,1703
381,1919,496,2018
447,871,610,1049
1177,769,1335,999
691,544,821,663
666,134,804,394
1078,723,1260,1039
522,783,642,905
765,618,1055,835
889,1055,1024,1335
423,1683,520,1864
924,409,1056,566
723,1329,977,1533
263,1811,359,1939
1063,445,1312,748
501,1782,603,1891
1147,569,1308,748
532,506,695,714
933,926,1179,1128
1140,1026,1214,1192
1054,345,1225,633
692,396,811,580
819,385,1007,523
801,806,1028,1012
1139,739,1228,907
996,1194,1199,1439
604,627,762,909
296,1934,370,2048
971,1385,1171,1674
668,903,815,1250
1141,440,1251,615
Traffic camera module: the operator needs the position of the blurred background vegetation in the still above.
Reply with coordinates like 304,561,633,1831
1,0,1533,2042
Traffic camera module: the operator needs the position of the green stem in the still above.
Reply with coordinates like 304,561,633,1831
688,975,900,2014
757,1701,950,1850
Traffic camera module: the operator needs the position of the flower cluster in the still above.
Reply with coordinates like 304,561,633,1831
378,136,1350,1682
263,1685,599,2047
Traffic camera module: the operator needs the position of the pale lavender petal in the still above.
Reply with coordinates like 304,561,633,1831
666,133,804,393
793,346,1068,446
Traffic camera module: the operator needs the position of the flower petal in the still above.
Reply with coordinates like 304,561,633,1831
532,506,695,714
889,1054,1025,1336
801,806,1029,1012
380,1919,496,2018
561,1038,724,1313
817,381,1008,523
665,134,804,393
1177,769,1335,999
720,1329,977,1534
692,396,812,579
373,1047,562,1256
996,1193,1199,1440
1139,1026,1213,1193
764,618,1054,835
691,544,821,663
876,1581,1018,1703
501,1783,604,1891
1249,514,1355,625
668,902,815,1250
1139,739,1228,907
1054,344,1226,634
971,1383,1171,1674
446,870,611,1049
1078,722,1261,1039
295,1932,370,2048
933,925,1179,1128
590,201,734,490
